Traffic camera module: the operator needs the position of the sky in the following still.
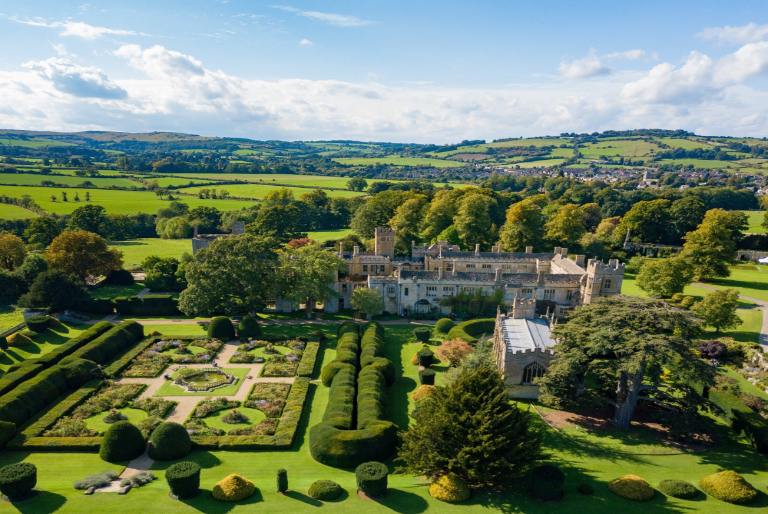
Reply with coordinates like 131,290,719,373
1,1,768,142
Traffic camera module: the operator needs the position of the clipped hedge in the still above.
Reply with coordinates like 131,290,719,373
7,332,33,347
417,349,434,367
59,321,144,366
25,315,51,333
99,421,145,462
0,462,36,499
657,479,698,499
212,474,256,502
308,480,343,501
297,341,320,378
699,470,757,504
166,461,201,499
434,318,455,334
429,472,470,503
419,369,436,385
276,469,288,493
237,316,261,339
208,316,235,340
355,461,388,497
709,389,768,453
446,319,495,344
114,295,180,316
413,326,431,343
149,422,192,461
0,421,15,450
608,475,654,501
0,363,43,398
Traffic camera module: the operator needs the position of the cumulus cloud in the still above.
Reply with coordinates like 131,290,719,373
299,39,313,45
604,49,650,61
558,50,611,78
22,57,127,99
272,6,371,27
5,17,137,39
698,22,768,45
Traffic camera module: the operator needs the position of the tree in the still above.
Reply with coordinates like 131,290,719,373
67,204,110,235
179,234,278,316
24,216,61,248
595,216,621,246
16,254,48,286
578,203,603,232
539,296,714,430
398,366,542,485
143,256,186,291
350,287,384,320
388,196,428,246
44,231,123,282
669,196,706,242
247,205,307,243
544,204,585,248
435,225,463,247
454,193,497,250
498,199,543,252
680,209,736,280
106,214,136,241
435,338,473,367
636,257,694,298
617,199,672,244
691,289,743,334
0,233,27,270
18,270,90,310
347,177,368,192
422,189,464,242
156,216,193,239
278,245,346,318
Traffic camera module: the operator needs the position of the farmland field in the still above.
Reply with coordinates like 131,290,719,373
488,138,571,148
306,228,355,242
0,137,74,148
0,203,37,219
333,156,467,167
742,210,766,233
176,183,363,199
579,139,659,157
0,173,140,188
514,158,567,168
109,238,193,268
657,158,742,169
655,137,716,150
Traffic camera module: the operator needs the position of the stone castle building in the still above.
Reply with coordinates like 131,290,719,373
191,221,245,254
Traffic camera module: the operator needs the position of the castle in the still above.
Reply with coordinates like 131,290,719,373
191,221,245,254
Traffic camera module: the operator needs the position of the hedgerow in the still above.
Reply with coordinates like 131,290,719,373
297,341,320,377
446,319,495,344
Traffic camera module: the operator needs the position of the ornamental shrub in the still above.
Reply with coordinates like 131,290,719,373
355,461,388,497
0,462,37,499
657,479,698,499
73,470,119,490
25,315,51,333
419,368,436,385
212,474,256,502
698,340,726,360
148,422,192,461
531,465,564,501
99,421,145,462
166,461,201,499
577,484,594,495
417,349,434,367
208,316,236,340
412,385,437,401
105,269,135,285
699,470,757,504
0,421,15,449
740,393,767,413
608,475,654,501
435,318,455,334
20,330,38,339
410,352,419,365
238,316,261,339
429,473,470,503
414,327,431,344
308,480,343,501
7,332,33,347
277,468,288,493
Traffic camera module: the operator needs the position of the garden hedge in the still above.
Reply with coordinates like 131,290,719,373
699,470,757,504
0,363,43,398
419,368,436,385
657,479,698,499
25,315,51,333
417,348,434,367
148,422,192,461
0,421,15,450
99,421,145,462
59,321,144,366
208,316,236,340
429,473,470,503
113,295,180,316
0,462,37,499
237,316,261,338
709,390,768,453
531,465,564,501
413,326,431,343
309,322,397,468
166,461,201,499
434,318,455,334
82,298,115,315
446,319,495,344
355,461,388,497
297,341,320,377
308,480,343,501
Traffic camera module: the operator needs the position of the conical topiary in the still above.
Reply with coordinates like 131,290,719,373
212,474,256,502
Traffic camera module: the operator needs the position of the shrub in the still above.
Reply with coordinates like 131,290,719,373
277,468,288,493
446,319,495,344
20,330,38,339
120,471,154,488
311,330,326,341
238,316,261,339
608,475,654,501
417,349,434,367
412,385,437,401
657,479,698,499
99,421,145,462
741,393,767,412
419,368,436,385
531,465,564,501
0,462,36,499
429,472,470,503
0,421,15,449
148,422,191,461
355,461,388,497
74,470,119,490
105,269,134,285
414,327,431,343
7,332,33,347
208,316,235,340
577,484,594,495
308,480,343,501
699,470,757,504
212,474,256,502
0,336,6,351
680,296,695,309
698,340,726,360
435,318,455,334
166,461,201,499
25,315,51,333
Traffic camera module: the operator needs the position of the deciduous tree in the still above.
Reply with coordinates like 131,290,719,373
0,233,27,271
18,270,90,311
691,289,743,334
435,338,473,367
23,216,61,248
346,177,368,192
67,204,110,236
44,231,123,282
680,209,736,280
350,287,384,320
278,244,346,318
498,199,543,252
636,257,694,298
454,193,497,250
544,204,585,248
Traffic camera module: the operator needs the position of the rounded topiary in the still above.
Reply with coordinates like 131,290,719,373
148,422,192,461
699,470,757,504
413,327,431,344
608,475,654,501
0,462,37,500
238,316,261,339
577,484,594,495
531,465,564,501
419,368,436,385
7,332,33,347
106,269,135,285
355,461,388,497
434,318,455,335
277,468,288,493
208,316,236,340
99,420,145,462
657,479,697,499
417,349,434,367
412,385,437,401
429,473,470,503
212,474,256,502
308,480,343,501
166,461,201,499
25,315,50,333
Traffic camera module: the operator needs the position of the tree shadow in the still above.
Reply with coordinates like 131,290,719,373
284,490,322,507
180,488,264,513
373,488,429,514
150,451,222,471
323,488,349,503
5,490,66,514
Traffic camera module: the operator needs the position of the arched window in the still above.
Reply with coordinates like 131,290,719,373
522,362,546,384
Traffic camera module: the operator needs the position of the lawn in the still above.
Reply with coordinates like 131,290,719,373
306,228,354,243
704,265,768,302
0,304,26,333
201,406,265,432
90,282,147,300
333,156,467,168
741,210,765,233
655,137,716,150
109,238,193,269
84,407,148,434
154,367,250,397
0,324,86,375
0,203,37,219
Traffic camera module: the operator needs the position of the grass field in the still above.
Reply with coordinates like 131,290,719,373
0,203,37,219
0,185,258,215
742,210,765,233
704,265,768,302
333,156,467,168
0,137,74,148
488,138,571,148
0,304,26,334
579,139,659,157
515,158,567,168
91,282,147,300
0,174,140,188
109,238,193,269
176,183,364,199
657,158,742,169
306,228,354,243
655,137,716,150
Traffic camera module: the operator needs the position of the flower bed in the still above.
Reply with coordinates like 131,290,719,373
245,383,291,418
191,398,240,419
184,398,270,436
122,338,223,378
230,340,304,371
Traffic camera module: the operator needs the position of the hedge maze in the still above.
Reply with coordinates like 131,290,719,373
309,321,397,468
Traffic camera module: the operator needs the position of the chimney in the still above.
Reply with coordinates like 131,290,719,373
576,255,586,266
453,259,457,275
525,246,533,253
353,246,359,256
554,247,561,255
561,248,568,256
438,267,443,279
475,244,480,256
495,268,503,281
193,224,198,238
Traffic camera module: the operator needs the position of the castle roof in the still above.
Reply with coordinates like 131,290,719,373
502,317,556,352
437,250,556,260
399,270,583,283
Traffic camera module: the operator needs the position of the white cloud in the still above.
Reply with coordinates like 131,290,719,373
604,49,649,61
299,39,312,46
22,57,127,99
272,6,371,27
558,50,610,78
4,16,137,39
698,22,768,45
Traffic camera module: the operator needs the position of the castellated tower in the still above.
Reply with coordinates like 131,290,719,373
582,258,625,304
375,227,396,259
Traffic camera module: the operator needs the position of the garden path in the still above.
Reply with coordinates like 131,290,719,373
693,282,768,352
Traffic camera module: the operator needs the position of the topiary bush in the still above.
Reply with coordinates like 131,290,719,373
577,484,594,495
419,368,436,385
25,315,51,333
355,461,388,497
434,318,455,335
99,420,145,462
212,474,256,502
412,385,437,401
277,468,288,493
413,327,431,344
417,348,434,367
0,336,7,351
531,465,564,501
106,269,135,285
699,470,757,504
238,316,261,339
208,316,236,340
166,461,201,499
308,480,343,501
148,422,192,461
7,332,33,347
0,462,36,500
429,472,470,503
0,421,15,449
657,479,698,499
608,475,654,501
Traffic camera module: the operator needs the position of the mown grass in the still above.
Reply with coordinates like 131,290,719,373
0,324,86,374
333,156,467,168
154,368,250,397
0,203,37,219
108,238,193,269
0,174,139,188
741,210,765,234
0,304,26,334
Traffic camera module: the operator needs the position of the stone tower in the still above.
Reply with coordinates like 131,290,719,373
374,227,396,259
582,258,625,304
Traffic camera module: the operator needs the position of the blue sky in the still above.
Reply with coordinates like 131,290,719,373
1,0,768,142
